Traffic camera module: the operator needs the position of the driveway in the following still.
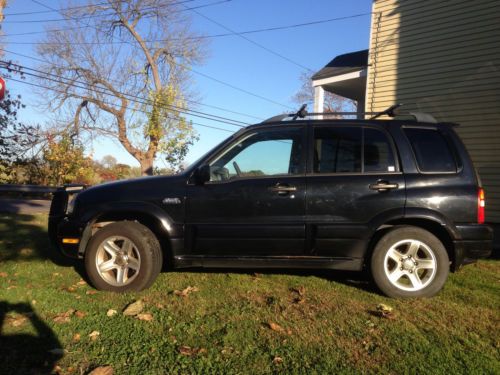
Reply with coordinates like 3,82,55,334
0,198,51,215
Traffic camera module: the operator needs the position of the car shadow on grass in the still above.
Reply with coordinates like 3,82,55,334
0,302,63,375
167,267,380,295
0,213,75,267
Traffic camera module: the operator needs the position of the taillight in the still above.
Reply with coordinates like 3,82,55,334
478,188,485,224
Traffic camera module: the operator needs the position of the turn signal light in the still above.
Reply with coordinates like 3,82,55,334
62,238,80,244
478,188,485,224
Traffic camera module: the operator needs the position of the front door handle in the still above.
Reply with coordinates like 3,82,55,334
268,183,297,195
369,181,399,192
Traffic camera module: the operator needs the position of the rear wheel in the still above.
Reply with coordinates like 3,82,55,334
371,226,449,298
85,221,162,292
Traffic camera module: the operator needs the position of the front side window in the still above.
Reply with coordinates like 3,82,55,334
404,128,457,172
209,128,303,182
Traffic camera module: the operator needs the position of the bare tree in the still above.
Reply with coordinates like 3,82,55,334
37,0,206,175
292,72,356,114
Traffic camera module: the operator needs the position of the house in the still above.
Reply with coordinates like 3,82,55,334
313,0,500,223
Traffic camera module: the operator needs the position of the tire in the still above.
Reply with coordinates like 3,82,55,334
371,226,449,298
84,221,162,292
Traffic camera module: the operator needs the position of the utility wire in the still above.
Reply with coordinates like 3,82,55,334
7,76,236,134
4,0,195,16
4,0,203,22
0,47,290,111
185,3,313,72
2,13,372,38
0,48,262,120
0,61,248,128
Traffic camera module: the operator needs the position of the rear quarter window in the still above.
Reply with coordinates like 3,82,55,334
403,128,457,173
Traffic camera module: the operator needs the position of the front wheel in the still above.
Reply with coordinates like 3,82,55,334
371,226,449,298
84,221,162,292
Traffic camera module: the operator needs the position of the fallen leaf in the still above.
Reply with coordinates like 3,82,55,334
77,280,87,286
88,366,114,375
178,346,206,356
89,330,100,341
73,333,81,342
86,290,98,295
273,356,284,365
53,309,75,324
136,313,154,321
0,272,7,278
123,300,144,316
74,310,86,318
268,322,285,333
106,309,117,317
179,345,193,356
20,248,33,256
369,303,396,319
173,286,199,297
376,303,393,313
6,314,27,327
291,286,306,296
65,286,76,293
48,348,66,355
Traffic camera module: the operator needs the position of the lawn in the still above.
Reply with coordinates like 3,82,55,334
0,214,499,374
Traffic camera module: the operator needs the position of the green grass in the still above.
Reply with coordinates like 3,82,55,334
0,213,499,374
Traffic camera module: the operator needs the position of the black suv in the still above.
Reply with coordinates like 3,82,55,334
49,112,493,297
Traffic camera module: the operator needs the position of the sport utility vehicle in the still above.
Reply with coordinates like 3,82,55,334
49,108,493,297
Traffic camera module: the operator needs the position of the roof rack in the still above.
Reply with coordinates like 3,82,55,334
261,103,437,124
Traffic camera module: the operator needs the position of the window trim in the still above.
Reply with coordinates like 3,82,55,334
201,125,307,184
308,124,400,175
402,126,461,175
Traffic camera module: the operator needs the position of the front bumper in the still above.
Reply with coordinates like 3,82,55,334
49,215,85,258
453,224,493,269
48,185,87,259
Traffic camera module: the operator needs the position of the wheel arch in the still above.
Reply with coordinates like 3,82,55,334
78,205,177,266
366,217,457,271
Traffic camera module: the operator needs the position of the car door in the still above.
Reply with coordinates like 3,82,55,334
185,125,307,257
306,124,406,260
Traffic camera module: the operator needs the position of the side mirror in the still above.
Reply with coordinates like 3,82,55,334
195,165,211,185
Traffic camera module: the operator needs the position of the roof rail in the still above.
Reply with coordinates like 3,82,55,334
261,103,437,124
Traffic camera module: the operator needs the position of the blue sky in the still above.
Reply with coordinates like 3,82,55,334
1,0,372,168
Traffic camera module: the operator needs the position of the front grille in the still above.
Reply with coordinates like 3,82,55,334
49,189,69,216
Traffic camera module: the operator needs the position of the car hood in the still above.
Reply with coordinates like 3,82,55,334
76,174,187,206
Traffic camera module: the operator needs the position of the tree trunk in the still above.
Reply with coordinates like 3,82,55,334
140,158,154,176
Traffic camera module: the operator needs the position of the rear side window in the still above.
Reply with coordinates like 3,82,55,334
313,127,396,173
404,128,457,172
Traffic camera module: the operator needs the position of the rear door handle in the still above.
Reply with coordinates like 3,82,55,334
268,184,297,195
369,181,399,192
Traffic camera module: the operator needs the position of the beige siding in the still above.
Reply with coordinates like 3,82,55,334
366,0,500,222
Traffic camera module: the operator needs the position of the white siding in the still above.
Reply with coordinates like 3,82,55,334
366,0,500,222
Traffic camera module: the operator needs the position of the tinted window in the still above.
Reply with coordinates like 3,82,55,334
209,128,303,181
314,128,362,173
404,128,457,172
364,128,396,172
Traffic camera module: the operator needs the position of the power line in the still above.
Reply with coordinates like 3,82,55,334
185,3,313,72
3,0,188,16
6,76,236,134
4,0,202,23
2,12,372,38
0,48,265,120
0,61,249,128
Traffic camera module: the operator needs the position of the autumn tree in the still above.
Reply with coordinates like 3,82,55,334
37,0,205,175
292,72,356,114
43,133,97,186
